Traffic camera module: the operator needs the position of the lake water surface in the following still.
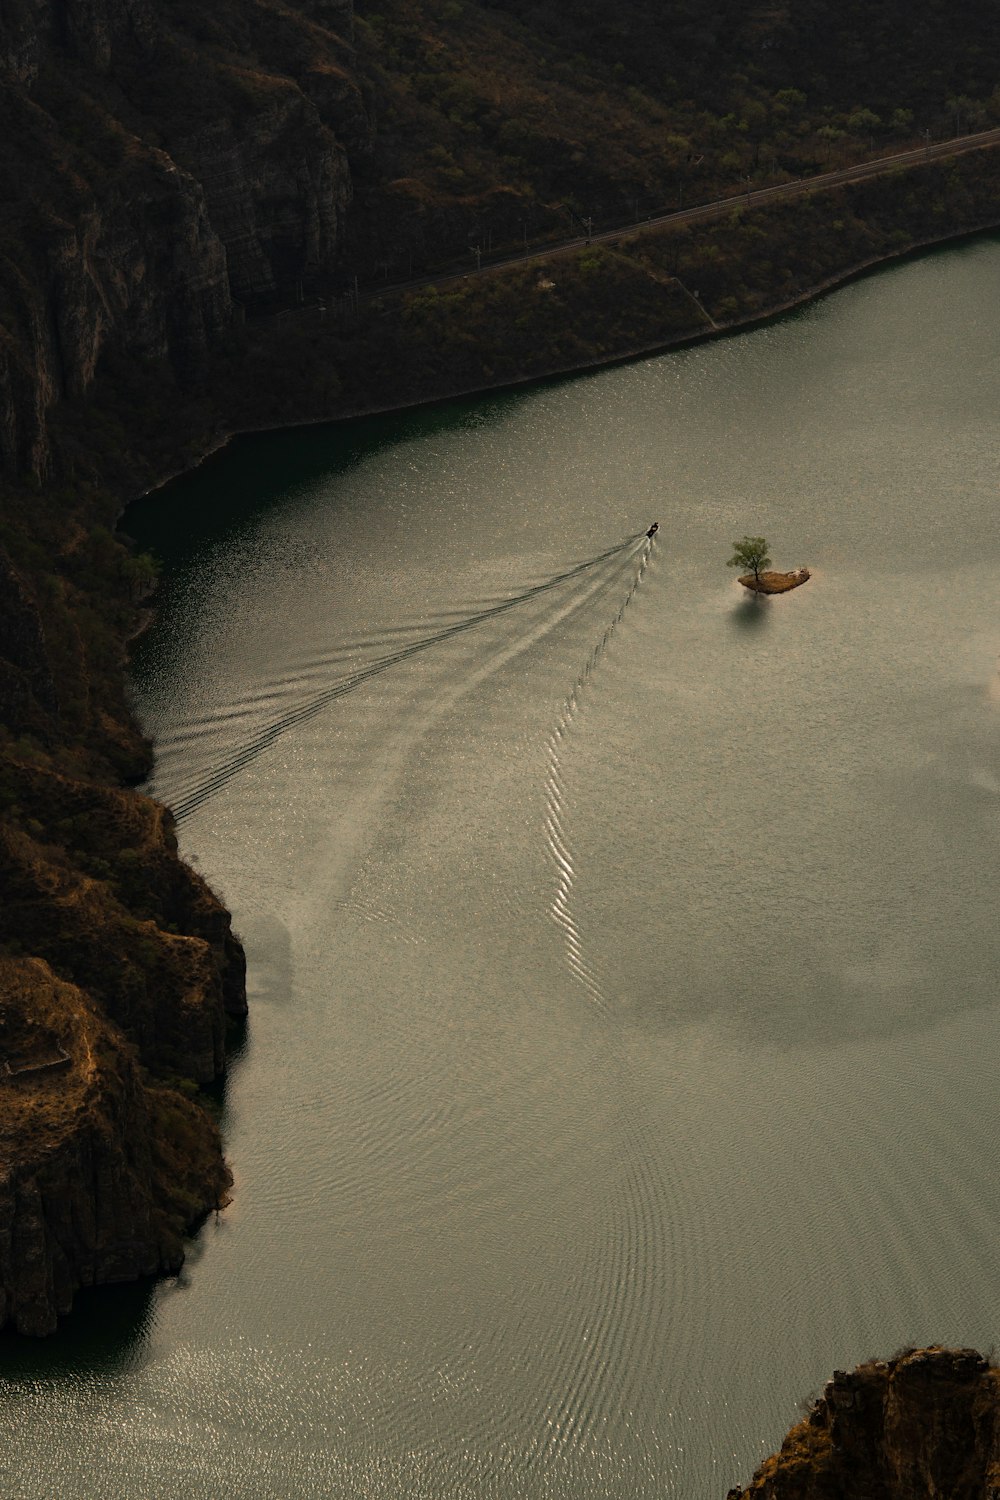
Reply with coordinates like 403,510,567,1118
4,238,1000,1497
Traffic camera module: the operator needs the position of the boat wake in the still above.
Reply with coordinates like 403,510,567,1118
543,530,653,1012
163,533,649,824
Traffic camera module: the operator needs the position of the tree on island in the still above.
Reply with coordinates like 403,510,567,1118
727,535,771,587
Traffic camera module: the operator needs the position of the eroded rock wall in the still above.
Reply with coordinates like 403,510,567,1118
175,94,348,302
0,0,362,477
0,956,233,1336
0,0,362,1327
0,763,246,1335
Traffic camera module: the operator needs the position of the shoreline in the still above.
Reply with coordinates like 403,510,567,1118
135,217,1000,503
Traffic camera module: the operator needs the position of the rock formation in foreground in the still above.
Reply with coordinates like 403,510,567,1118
728,1347,1000,1499
0,955,235,1337
0,755,247,1335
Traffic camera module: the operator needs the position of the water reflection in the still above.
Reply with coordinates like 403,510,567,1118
729,590,770,630
0,1281,155,1382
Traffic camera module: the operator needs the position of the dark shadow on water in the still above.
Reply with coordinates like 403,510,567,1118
0,1278,156,1382
730,592,770,631
121,384,538,575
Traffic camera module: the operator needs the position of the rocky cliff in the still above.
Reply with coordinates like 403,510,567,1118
0,0,362,480
0,696,247,1334
0,0,363,1334
0,954,233,1337
727,1348,1000,1499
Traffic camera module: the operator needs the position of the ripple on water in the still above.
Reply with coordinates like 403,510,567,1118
35,238,1000,1499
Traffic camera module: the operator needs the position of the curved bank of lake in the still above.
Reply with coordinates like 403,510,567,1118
4,234,1000,1499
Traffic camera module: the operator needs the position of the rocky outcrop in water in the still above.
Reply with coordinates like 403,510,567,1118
0,955,233,1337
727,1347,1000,1499
0,756,246,1334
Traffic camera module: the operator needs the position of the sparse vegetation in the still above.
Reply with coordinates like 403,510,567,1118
728,536,772,587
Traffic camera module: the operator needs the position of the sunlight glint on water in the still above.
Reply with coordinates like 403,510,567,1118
4,237,1000,1498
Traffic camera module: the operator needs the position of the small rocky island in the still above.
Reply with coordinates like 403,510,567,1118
738,566,811,594
728,536,811,595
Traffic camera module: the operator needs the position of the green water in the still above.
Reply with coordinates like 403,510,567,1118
4,238,1000,1497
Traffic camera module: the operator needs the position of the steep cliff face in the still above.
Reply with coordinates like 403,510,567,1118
728,1348,1000,1499
174,92,348,301
0,0,362,1327
0,90,232,476
0,0,363,478
0,0,159,80
0,764,247,1082
0,753,246,1334
0,547,57,735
